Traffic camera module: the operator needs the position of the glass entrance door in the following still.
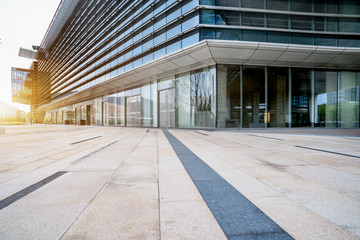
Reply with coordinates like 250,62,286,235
159,88,175,128
126,95,141,127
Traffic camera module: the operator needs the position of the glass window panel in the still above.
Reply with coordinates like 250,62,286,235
176,72,192,127
216,0,240,8
200,0,215,5
338,71,360,128
267,32,290,44
216,11,240,26
133,44,142,56
216,28,241,40
141,84,151,127
292,16,313,30
154,47,166,59
315,17,325,31
268,67,289,127
154,29,166,45
167,5,181,23
291,33,314,45
326,17,338,32
190,67,216,128
339,18,360,33
200,28,216,40
314,71,337,128
167,39,181,54
315,35,337,46
292,69,312,127
154,13,167,31
267,0,288,11
108,94,117,125
182,12,199,31
338,38,360,47
143,51,154,64
143,22,154,37
243,30,266,42
133,58,142,68
242,12,264,27
339,0,360,14
217,65,241,128
167,22,181,39
267,14,288,29
151,81,158,127
241,0,264,9
158,77,176,90
182,0,197,13
154,0,166,15
242,66,265,128
117,92,125,126
143,36,153,51
291,0,312,12
200,9,215,24
182,31,199,48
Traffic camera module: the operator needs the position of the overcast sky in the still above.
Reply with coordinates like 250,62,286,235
0,0,60,112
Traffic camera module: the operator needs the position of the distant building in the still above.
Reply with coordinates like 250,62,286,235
13,0,360,128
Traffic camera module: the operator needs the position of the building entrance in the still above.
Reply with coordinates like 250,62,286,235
159,88,175,128
126,95,141,127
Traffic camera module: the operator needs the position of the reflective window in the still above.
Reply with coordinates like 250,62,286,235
268,67,289,127
167,39,181,54
176,73,192,127
267,14,288,29
315,35,337,46
216,29,241,40
314,71,337,128
243,66,265,128
200,28,216,40
291,0,312,12
200,0,215,5
242,12,264,27
216,0,240,7
292,33,314,45
241,0,265,9
216,11,240,26
182,31,199,48
167,5,181,22
338,71,360,128
217,65,241,128
292,69,311,127
243,30,266,42
200,10,215,24
339,0,360,14
167,22,181,39
267,0,289,11
182,12,199,31
141,84,151,127
267,32,290,44
292,16,312,31
182,0,197,13
339,18,360,33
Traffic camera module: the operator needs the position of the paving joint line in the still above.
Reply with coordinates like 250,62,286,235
59,129,147,239
244,133,283,141
70,136,102,145
295,145,360,159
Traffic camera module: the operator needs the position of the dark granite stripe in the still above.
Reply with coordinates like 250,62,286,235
163,129,293,240
72,140,118,164
244,134,283,141
295,145,360,159
70,136,102,145
0,171,68,210
194,131,208,136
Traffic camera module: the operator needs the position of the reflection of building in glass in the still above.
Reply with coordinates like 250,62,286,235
12,0,360,128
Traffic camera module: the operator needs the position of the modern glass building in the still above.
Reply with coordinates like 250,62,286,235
13,0,360,128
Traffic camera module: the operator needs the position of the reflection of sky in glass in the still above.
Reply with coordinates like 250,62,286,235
316,93,327,105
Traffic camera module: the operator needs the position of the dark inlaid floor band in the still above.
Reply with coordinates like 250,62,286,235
244,134,283,141
295,145,360,159
70,136,102,145
72,140,118,164
194,131,208,136
0,171,68,210
163,129,294,240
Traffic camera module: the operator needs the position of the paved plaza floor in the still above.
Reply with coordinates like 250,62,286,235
0,125,359,239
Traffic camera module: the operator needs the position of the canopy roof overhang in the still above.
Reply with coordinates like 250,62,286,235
37,40,360,112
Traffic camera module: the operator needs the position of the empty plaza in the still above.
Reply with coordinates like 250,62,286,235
0,125,359,239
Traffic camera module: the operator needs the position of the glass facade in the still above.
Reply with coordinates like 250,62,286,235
44,65,360,128
199,0,360,47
